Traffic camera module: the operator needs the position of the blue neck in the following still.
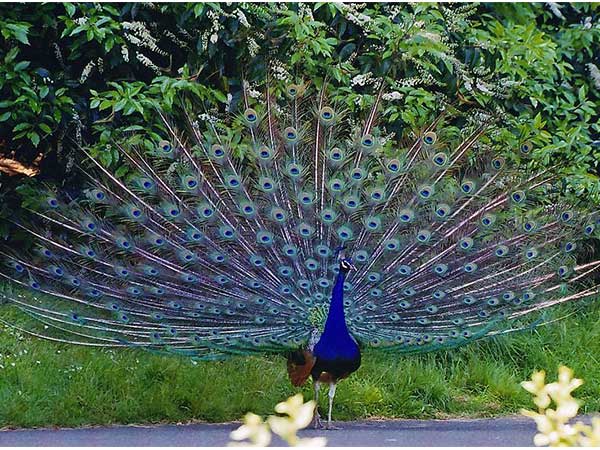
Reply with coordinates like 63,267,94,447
322,270,349,337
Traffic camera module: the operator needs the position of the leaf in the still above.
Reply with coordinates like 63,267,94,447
0,112,11,122
4,47,19,63
12,122,31,132
122,125,145,132
6,23,30,45
28,131,40,147
338,43,356,61
114,165,129,178
64,2,76,17
13,61,30,71
39,86,49,99
213,90,227,103
38,123,52,134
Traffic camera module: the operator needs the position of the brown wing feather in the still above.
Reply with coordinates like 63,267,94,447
286,349,316,387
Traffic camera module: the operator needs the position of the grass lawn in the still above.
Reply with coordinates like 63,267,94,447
0,300,599,429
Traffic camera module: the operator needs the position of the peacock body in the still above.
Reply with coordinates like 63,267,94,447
1,79,599,427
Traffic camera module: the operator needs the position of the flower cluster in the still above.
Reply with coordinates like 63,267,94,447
546,2,565,20
351,72,375,87
298,3,315,22
247,37,260,58
121,45,129,63
340,3,371,31
206,9,222,45
136,52,162,76
521,366,600,447
229,394,326,447
382,91,403,101
587,63,600,89
243,81,262,99
270,60,291,82
79,60,95,84
123,21,167,56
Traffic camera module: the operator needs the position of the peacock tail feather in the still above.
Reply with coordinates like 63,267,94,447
1,79,599,359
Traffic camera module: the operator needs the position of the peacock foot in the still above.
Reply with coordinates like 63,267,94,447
311,412,323,429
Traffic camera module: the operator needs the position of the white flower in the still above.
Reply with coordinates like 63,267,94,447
235,9,250,28
587,63,600,89
351,72,374,87
136,52,162,75
383,91,403,101
546,2,565,20
79,60,95,84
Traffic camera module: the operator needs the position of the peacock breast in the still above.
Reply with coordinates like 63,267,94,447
313,331,360,363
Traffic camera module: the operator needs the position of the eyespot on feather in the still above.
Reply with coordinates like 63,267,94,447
422,131,437,145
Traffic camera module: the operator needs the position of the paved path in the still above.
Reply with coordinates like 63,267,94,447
0,416,540,447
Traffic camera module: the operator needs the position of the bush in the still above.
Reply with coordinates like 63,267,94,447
0,3,598,212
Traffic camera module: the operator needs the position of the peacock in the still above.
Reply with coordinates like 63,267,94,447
1,79,599,429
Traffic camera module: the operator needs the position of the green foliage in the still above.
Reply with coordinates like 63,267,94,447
0,3,597,206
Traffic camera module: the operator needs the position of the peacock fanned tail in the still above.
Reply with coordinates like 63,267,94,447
1,80,599,359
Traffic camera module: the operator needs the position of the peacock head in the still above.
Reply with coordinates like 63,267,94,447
339,258,355,274
335,245,355,274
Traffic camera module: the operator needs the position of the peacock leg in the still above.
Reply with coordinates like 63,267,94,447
311,381,323,429
326,382,340,430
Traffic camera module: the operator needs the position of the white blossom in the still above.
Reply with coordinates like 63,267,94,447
587,63,600,89
123,21,167,56
136,52,161,75
248,38,260,57
79,60,95,84
235,9,250,28
382,91,403,101
121,45,129,62
546,2,565,20
351,72,374,87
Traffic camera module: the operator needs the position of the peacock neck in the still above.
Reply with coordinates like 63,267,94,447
322,270,349,337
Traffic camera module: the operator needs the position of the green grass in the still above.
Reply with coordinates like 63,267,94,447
0,301,599,428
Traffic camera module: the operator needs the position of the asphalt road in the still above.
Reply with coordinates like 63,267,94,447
0,416,540,447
